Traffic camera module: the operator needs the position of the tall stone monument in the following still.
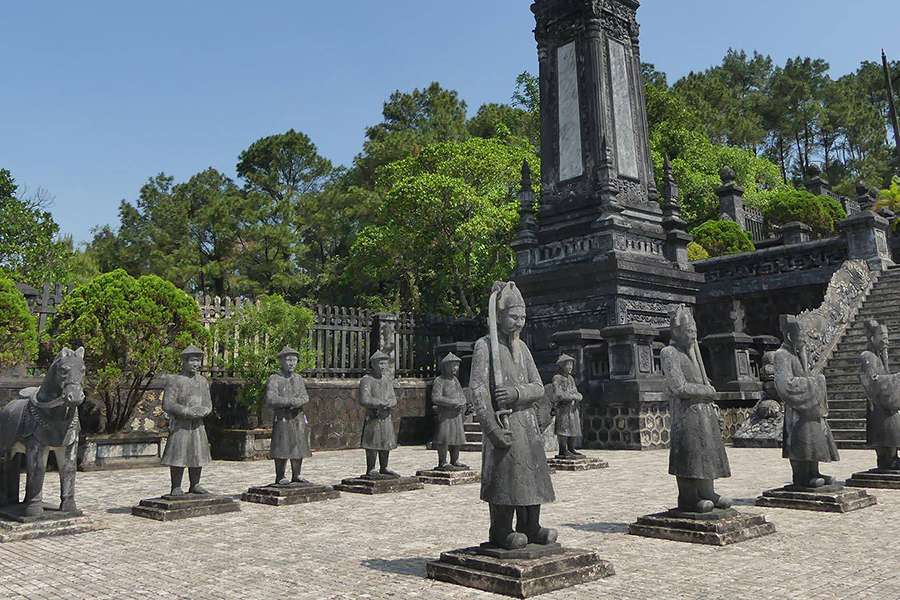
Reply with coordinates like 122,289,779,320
515,0,703,449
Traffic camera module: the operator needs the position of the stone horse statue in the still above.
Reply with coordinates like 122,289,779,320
0,347,86,516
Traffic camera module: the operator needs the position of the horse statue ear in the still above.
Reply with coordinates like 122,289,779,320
60,347,71,357
75,347,85,359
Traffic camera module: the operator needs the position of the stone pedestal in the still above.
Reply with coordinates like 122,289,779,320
701,332,761,394
415,469,480,486
756,485,876,512
546,456,609,472
628,508,775,546
845,468,900,490
333,476,424,495
78,432,168,471
241,482,340,506
426,544,614,598
0,504,105,543
131,494,241,521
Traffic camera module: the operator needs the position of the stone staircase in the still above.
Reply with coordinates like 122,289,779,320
460,422,483,452
825,266,900,448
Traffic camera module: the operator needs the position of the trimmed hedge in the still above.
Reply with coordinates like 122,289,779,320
690,220,755,257
0,277,37,368
763,188,846,238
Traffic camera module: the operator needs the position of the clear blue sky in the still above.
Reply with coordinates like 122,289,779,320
2,0,899,243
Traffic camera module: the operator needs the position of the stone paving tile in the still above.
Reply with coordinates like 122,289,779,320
0,446,899,599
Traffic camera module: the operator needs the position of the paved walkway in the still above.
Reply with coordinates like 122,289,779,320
0,446,897,600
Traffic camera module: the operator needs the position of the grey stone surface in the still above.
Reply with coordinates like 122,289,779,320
0,504,104,543
756,485,876,512
608,39,638,179
556,41,583,182
333,476,424,495
241,482,339,506
131,494,240,521
628,509,775,546
546,456,608,471
416,469,480,486
845,468,900,489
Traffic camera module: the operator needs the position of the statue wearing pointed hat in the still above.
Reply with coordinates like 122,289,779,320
160,345,213,496
358,350,400,479
431,352,470,471
470,281,556,551
266,345,312,485
662,305,732,513
858,319,900,470
552,353,584,459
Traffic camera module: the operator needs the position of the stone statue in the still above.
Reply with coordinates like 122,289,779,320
552,354,584,459
266,346,312,485
430,352,469,471
0,347,86,516
774,315,839,488
471,281,556,550
359,350,399,479
160,345,213,495
859,319,900,470
661,306,732,513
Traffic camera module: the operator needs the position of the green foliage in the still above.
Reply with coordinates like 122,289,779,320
763,188,846,238
687,242,710,262
49,269,206,433
212,295,314,409
878,176,900,210
0,277,37,368
689,220,755,257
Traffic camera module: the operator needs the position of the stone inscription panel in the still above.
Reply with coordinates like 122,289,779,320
608,39,639,180
557,41,584,181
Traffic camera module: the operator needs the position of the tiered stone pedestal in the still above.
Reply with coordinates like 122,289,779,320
546,456,609,472
0,504,104,543
131,494,241,521
415,469,480,486
845,468,900,489
628,508,775,546
333,476,424,495
756,485,876,512
241,482,340,506
426,543,614,598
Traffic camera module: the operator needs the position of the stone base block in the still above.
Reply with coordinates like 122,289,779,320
756,485,876,512
415,469,480,486
846,469,900,489
241,482,340,506
0,504,105,543
131,494,241,521
628,508,775,546
426,545,614,598
546,457,610,472
333,476,424,495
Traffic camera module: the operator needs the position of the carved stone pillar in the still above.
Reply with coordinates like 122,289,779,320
781,222,812,245
838,211,895,271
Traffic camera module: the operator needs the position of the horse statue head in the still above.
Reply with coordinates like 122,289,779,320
36,347,87,412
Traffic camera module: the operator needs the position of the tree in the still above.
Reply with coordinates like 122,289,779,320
49,269,206,433
0,277,37,369
687,242,709,262
689,220,755,257
511,72,541,151
762,188,846,238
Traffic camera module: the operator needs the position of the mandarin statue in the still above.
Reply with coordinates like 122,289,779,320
160,345,213,495
551,353,584,459
775,315,840,488
471,281,556,550
358,350,400,479
859,319,900,470
0,347,86,516
661,306,732,513
266,346,312,485
430,352,469,471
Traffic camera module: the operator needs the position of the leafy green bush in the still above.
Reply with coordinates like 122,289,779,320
213,294,315,410
690,220,755,257
763,188,846,238
49,269,206,433
0,277,37,369
687,242,710,262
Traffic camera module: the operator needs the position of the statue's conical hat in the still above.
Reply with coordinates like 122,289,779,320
440,352,462,366
181,345,203,357
556,353,576,366
369,350,391,364
278,345,300,358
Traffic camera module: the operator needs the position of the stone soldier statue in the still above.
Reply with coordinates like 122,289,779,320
859,319,900,470
471,281,556,551
266,346,312,485
359,350,400,479
431,352,469,471
161,345,212,496
552,353,584,459
662,305,732,513
774,314,839,488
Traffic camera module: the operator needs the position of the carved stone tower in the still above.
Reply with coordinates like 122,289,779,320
516,0,704,449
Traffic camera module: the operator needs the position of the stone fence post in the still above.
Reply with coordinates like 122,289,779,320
838,211,895,271
716,167,746,231
781,222,812,245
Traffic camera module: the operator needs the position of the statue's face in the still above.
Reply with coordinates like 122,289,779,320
499,306,526,336
872,327,888,351
183,355,202,375
788,327,806,351
281,354,298,373
561,360,574,375
372,358,390,376
672,318,697,347
448,362,460,377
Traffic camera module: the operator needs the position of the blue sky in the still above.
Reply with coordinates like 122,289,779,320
2,0,899,243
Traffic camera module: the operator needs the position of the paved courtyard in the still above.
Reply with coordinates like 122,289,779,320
0,446,898,600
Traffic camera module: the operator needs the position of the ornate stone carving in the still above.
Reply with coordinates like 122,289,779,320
616,299,670,327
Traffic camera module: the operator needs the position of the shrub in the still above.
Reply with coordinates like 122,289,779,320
763,188,846,238
49,269,206,433
690,220,755,257
212,294,315,410
0,277,37,369
687,242,710,262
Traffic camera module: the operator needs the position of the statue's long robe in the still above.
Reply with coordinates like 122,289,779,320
161,374,212,468
661,345,730,480
358,374,398,451
859,351,900,448
552,374,582,438
774,347,839,462
471,335,555,506
431,376,467,447
266,373,312,460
